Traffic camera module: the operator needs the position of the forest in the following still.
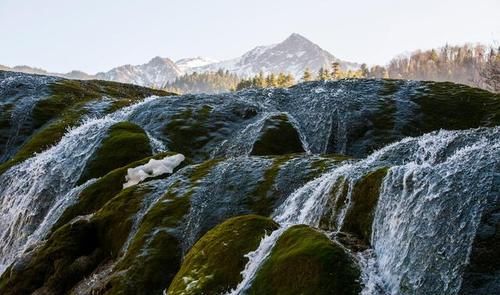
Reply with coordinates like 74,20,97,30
162,44,499,94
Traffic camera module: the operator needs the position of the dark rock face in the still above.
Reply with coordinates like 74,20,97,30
250,114,305,156
460,203,500,294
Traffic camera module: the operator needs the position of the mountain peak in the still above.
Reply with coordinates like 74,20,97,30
283,33,311,44
148,56,174,65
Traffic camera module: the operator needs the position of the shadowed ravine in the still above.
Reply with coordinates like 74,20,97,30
0,71,498,295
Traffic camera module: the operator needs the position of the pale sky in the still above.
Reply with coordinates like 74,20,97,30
1,0,499,74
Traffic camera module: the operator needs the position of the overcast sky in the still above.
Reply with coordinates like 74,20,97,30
1,0,499,74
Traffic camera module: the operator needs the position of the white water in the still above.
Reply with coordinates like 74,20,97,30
0,96,159,275
227,161,367,294
361,129,500,295
228,127,499,295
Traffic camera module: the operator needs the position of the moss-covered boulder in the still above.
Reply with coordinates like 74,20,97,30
415,81,500,131
167,215,279,295
54,152,185,233
0,184,152,295
0,219,103,295
0,76,171,175
251,114,305,156
103,187,192,295
340,167,388,244
248,225,361,295
78,122,152,183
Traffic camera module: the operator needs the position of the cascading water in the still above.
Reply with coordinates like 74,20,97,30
361,128,500,295
0,96,159,274
0,73,59,162
228,127,499,295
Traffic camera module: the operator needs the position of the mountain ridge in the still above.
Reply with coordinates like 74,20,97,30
1,33,358,88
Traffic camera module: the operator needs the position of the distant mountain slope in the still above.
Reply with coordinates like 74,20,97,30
95,56,182,88
196,33,358,77
1,33,358,88
176,57,219,72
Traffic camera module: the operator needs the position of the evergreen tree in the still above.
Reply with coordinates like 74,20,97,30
331,62,341,79
318,67,330,80
266,73,278,87
360,63,369,78
302,68,313,82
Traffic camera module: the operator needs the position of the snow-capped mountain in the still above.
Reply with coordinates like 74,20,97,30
194,33,358,77
176,57,219,72
1,33,358,87
95,56,182,88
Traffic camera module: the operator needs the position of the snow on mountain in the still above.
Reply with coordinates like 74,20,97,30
1,33,359,87
95,56,182,88
175,57,219,72
194,33,359,78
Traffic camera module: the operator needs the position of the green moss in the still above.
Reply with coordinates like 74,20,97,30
0,219,105,295
105,191,191,294
0,111,81,175
250,114,305,156
32,79,169,128
92,185,151,257
78,122,152,184
341,167,388,244
188,158,224,186
247,155,292,216
248,225,361,295
310,154,352,175
0,184,153,294
0,79,171,175
415,81,500,131
163,105,214,161
0,104,13,132
167,215,279,295
319,176,349,231
54,152,183,233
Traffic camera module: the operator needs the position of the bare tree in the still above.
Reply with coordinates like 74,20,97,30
479,47,500,92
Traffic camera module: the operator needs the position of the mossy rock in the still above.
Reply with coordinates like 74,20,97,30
0,184,152,295
0,79,171,175
78,121,152,184
91,185,152,257
104,190,192,295
250,114,305,156
248,225,361,295
54,152,185,234
340,167,388,244
167,215,279,295
415,81,500,131
163,105,214,161
0,219,105,295
88,158,223,294
32,79,170,129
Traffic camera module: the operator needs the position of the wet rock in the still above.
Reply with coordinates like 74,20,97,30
248,225,361,295
250,114,305,156
167,215,278,295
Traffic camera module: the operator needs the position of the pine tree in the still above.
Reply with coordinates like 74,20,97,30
360,64,369,78
331,62,341,80
266,73,277,87
318,67,330,80
302,68,313,82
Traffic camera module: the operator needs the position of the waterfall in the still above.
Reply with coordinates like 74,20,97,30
0,74,59,162
362,128,500,295
228,127,499,295
0,96,159,275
